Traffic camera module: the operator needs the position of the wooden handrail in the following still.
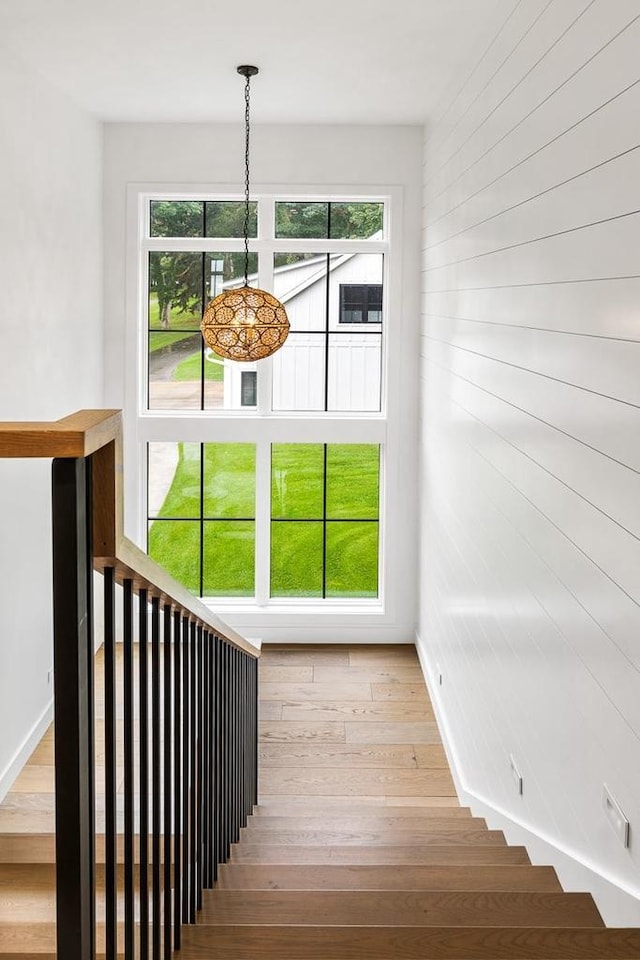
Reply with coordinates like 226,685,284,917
0,409,259,658
0,409,122,458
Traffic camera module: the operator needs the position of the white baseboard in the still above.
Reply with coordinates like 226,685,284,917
414,632,640,928
0,699,53,804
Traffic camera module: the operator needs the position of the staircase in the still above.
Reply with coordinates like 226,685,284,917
1,642,640,957
178,643,640,960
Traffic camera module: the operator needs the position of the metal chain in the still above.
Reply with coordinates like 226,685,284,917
243,73,251,288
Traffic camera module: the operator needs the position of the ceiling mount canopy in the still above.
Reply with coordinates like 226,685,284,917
201,65,290,362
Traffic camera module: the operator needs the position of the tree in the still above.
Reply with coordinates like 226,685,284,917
149,202,203,328
274,201,383,240
149,201,259,327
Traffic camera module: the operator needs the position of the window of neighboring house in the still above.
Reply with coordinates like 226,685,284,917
140,194,390,603
339,284,383,325
240,371,257,407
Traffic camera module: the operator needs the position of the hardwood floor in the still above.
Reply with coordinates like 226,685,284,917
257,643,456,804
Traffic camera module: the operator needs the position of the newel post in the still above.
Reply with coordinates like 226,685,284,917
52,455,96,960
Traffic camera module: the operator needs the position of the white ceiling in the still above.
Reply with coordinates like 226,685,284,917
0,0,507,124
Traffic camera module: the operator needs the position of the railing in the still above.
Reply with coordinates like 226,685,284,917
0,410,260,959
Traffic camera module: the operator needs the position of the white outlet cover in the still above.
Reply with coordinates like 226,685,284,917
509,754,523,795
602,784,630,848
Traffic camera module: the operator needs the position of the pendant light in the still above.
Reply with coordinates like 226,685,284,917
201,65,290,361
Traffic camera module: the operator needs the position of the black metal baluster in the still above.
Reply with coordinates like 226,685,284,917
247,655,252,814
181,616,190,924
173,610,182,951
163,603,172,959
214,635,221,882
208,633,215,884
189,621,197,922
138,590,149,960
123,579,135,960
237,652,242,829
104,566,117,960
235,648,241,841
241,654,247,824
232,648,238,844
197,625,204,909
253,656,259,806
202,631,210,890
220,642,227,861
151,597,161,960
52,456,95,960
224,642,231,860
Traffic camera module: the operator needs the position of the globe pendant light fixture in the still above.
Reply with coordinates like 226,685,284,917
201,66,290,361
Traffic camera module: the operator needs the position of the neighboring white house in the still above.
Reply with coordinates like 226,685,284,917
220,247,383,412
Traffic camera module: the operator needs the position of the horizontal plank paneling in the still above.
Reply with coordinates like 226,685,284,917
421,0,640,923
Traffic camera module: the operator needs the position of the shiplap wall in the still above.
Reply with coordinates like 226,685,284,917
419,0,640,924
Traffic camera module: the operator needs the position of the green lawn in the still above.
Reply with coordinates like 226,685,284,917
148,293,202,354
172,351,224,382
148,443,379,598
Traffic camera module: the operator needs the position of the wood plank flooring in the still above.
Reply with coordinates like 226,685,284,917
257,644,455,803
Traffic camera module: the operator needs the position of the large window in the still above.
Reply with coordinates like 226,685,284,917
138,193,391,605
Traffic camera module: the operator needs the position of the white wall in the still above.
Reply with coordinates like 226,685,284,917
419,0,640,924
103,123,422,643
0,48,103,798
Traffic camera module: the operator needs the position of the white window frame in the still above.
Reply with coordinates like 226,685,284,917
124,182,406,631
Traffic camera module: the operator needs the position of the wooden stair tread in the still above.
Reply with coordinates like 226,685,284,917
201,890,603,927
229,843,531,864
216,863,563,891
178,925,640,960
243,816,486,831
236,827,507,845
252,803,471,818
